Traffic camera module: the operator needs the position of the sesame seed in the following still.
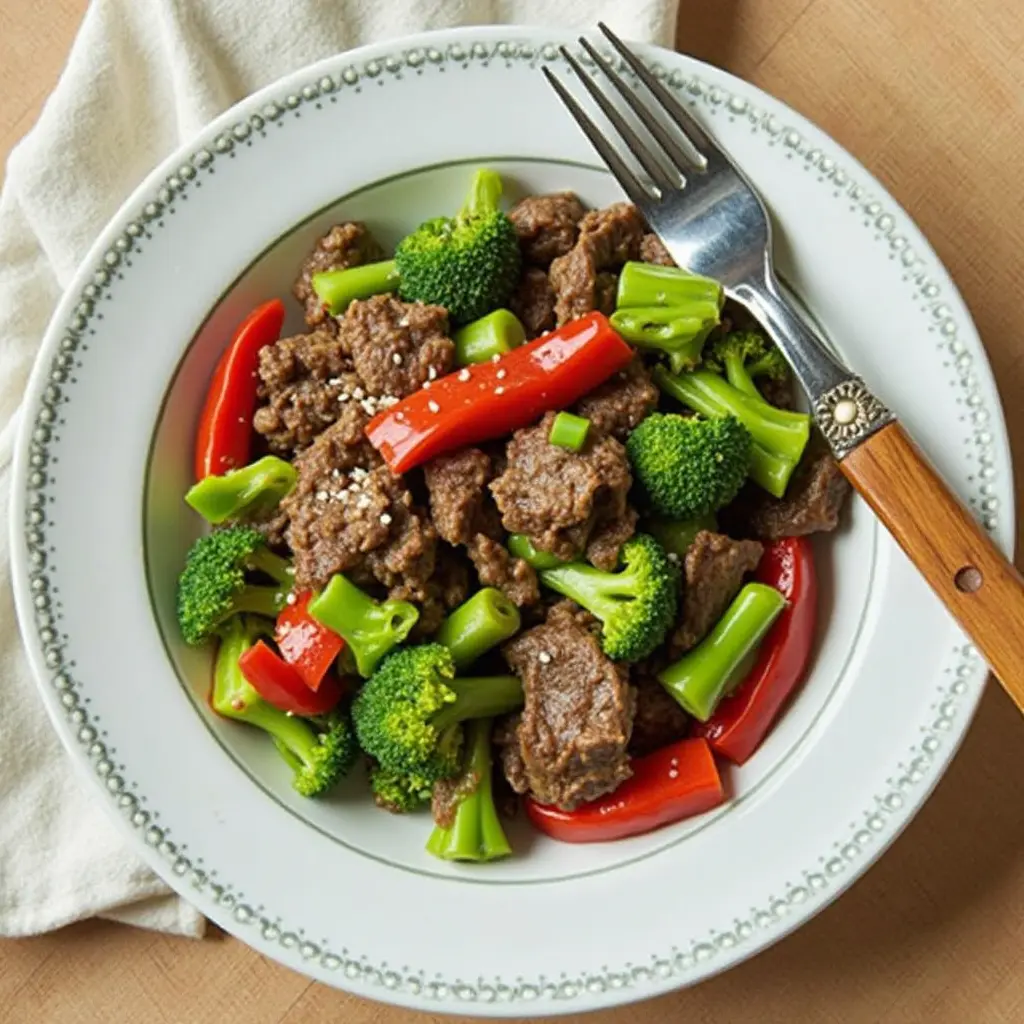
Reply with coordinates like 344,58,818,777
427,400,440,414
398,317,410,327
357,495,371,509
348,482,360,492
496,368,507,379
338,393,349,402
458,368,471,382
495,386,505,396
668,769,679,780
237,416,246,424
327,377,342,385
352,467,367,479
380,395,399,408
395,411,405,421
316,490,329,502
538,651,552,665
285,592,297,606
491,353,501,363
360,399,376,415
422,380,431,390
428,366,437,380
331,469,341,478
353,386,365,400
380,512,393,526
392,353,403,366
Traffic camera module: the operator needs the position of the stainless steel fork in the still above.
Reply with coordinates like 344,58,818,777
545,24,1024,708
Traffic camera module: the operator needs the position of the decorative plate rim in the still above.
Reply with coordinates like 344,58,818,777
9,26,1012,1015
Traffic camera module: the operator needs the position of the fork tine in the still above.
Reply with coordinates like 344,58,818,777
597,22,718,162
578,37,704,174
558,46,676,193
541,67,651,208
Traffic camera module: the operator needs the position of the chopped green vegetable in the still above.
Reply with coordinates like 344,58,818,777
539,534,679,663
657,582,786,721
653,366,810,498
548,411,590,451
627,412,752,520
507,534,567,570
371,763,434,813
646,513,719,558
426,718,511,862
703,329,789,403
212,617,357,797
307,573,419,678
176,526,293,646
434,588,522,671
616,261,723,310
184,456,296,525
452,308,526,365
311,259,400,315
610,306,718,374
395,169,521,324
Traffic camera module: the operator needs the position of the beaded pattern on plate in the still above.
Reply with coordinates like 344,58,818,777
20,39,999,1004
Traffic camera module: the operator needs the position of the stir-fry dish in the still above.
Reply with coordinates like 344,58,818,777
176,170,851,862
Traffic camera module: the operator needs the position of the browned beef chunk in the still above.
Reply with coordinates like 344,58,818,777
423,448,539,606
584,508,638,572
628,668,692,757
573,357,658,442
507,192,586,266
549,203,645,325
508,267,556,339
501,601,635,809
392,545,470,639
252,331,363,454
283,432,436,592
494,713,529,795
337,295,453,400
669,531,764,657
293,222,384,331
758,374,796,410
639,232,676,266
490,411,633,563
722,446,850,540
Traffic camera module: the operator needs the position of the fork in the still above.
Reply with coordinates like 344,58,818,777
545,23,1024,710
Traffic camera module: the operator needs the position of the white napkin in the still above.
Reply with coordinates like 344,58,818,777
0,0,679,939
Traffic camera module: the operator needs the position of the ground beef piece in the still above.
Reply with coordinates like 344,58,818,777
494,714,529,795
293,223,384,331
573,357,658,441
253,331,363,454
468,535,540,607
585,508,638,572
502,601,635,809
396,545,470,639
247,509,289,550
508,192,586,266
640,233,676,266
549,203,645,325
628,667,692,757
669,531,764,657
490,411,633,562
722,445,850,540
424,449,538,606
337,295,453,399
758,374,796,411
508,267,556,339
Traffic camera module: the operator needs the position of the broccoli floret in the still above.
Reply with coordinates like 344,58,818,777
370,763,434,814
703,329,789,401
626,412,752,520
394,169,521,324
212,617,357,797
653,366,811,498
352,643,523,783
176,526,293,646
538,534,679,663
306,572,420,678
426,718,511,863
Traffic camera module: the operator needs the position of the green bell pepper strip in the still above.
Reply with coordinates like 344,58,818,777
657,582,787,721
452,309,526,366
507,534,567,570
616,261,723,309
307,573,419,677
434,588,522,670
311,259,401,316
646,513,718,558
184,455,297,525
548,411,590,451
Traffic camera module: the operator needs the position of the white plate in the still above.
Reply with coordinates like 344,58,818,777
10,26,1011,1016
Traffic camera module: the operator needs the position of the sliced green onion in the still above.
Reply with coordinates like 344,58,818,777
312,259,400,315
452,309,526,366
548,411,590,451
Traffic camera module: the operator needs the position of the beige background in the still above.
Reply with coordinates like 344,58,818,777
3,1,1024,1021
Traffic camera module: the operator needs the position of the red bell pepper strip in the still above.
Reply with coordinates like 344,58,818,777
524,738,725,843
692,537,817,764
275,592,345,692
365,312,634,474
238,639,343,716
194,298,286,481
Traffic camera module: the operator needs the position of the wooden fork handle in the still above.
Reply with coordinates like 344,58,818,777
841,421,1024,708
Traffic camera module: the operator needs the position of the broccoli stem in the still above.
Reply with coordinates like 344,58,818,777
653,366,809,497
307,572,419,678
646,513,718,557
435,588,522,671
507,534,567,570
426,718,511,863
230,586,291,621
452,308,526,366
722,350,763,401
245,545,294,587
185,456,297,525
311,259,400,315
538,562,630,624
461,169,503,218
657,583,786,721
610,307,717,373
430,676,524,733
616,262,723,309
